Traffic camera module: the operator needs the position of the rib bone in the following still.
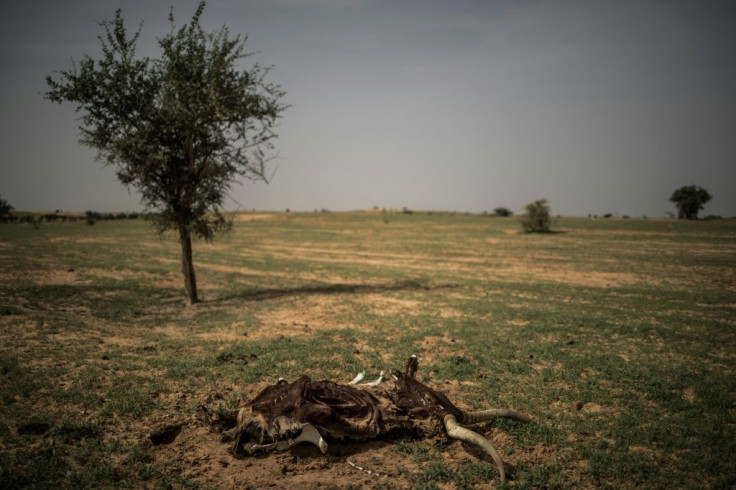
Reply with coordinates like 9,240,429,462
348,371,365,385
361,370,385,387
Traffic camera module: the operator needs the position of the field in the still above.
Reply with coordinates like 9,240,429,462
1,212,734,488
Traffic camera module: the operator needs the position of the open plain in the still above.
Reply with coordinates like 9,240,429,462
1,212,734,488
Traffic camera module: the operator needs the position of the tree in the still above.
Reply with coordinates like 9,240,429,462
45,2,287,304
519,199,551,233
669,185,712,220
0,195,13,216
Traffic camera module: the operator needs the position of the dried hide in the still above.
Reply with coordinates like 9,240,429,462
237,376,390,443
233,357,531,483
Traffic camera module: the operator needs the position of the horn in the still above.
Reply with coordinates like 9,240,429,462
444,413,506,483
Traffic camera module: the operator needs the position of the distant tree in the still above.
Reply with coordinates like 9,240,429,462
669,185,712,220
45,3,287,304
493,207,512,217
0,195,13,216
520,199,551,233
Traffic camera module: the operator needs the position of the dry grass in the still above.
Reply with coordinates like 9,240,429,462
1,213,734,488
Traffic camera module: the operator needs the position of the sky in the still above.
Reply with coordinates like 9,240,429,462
1,0,734,217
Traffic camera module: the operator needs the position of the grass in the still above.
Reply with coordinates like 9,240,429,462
0,212,734,488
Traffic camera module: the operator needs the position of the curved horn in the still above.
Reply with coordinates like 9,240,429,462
444,414,506,483
461,409,532,425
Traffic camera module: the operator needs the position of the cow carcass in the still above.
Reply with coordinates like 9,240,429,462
233,356,531,483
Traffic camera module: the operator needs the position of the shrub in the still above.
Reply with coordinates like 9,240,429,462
493,207,512,217
519,199,551,233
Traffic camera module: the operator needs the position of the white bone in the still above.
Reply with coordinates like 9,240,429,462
289,423,328,453
361,370,384,386
348,460,389,478
348,371,365,384
247,423,328,454
248,441,278,452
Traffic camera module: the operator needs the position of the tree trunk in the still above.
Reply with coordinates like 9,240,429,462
179,227,199,305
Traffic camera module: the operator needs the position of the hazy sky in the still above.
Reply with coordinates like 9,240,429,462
1,0,734,217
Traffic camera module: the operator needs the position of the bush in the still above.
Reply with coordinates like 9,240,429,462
519,199,551,233
493,207,512,217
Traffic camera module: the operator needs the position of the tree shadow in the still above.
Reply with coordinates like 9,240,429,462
214,279,454,303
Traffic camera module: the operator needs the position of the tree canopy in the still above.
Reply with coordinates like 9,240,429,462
669,185,712,220
45,2,287,304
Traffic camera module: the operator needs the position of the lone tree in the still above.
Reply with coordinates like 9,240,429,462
520,199,552,233
669,185,712,220
45,2,287,304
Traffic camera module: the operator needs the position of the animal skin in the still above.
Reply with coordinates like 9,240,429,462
233,356,531,483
